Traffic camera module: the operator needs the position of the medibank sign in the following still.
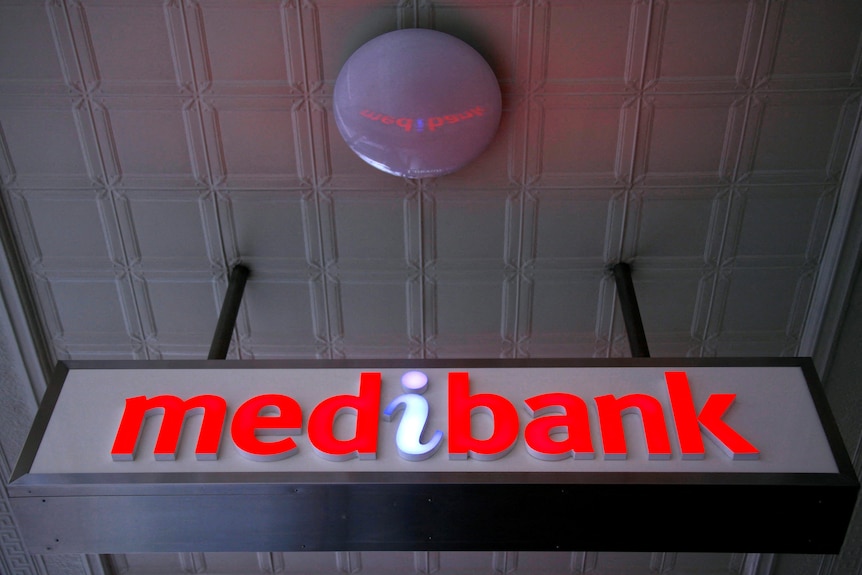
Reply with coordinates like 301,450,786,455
10,358,859,554
20,360,838,473
107,370,759,466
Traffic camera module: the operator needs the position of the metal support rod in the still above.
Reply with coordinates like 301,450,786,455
612,262,650,358
208,264,250,360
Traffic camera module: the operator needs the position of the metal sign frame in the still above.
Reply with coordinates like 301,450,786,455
9,357,859,554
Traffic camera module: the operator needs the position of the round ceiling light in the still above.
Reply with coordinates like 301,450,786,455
333,29,502,179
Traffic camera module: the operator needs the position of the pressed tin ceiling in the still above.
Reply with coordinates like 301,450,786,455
1,1,862,574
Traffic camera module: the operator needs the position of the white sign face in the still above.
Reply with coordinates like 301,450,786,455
28,364,838,475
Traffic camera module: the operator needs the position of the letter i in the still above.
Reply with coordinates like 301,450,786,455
383,371,443,461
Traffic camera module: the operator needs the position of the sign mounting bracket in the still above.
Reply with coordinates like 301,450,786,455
208,264,250,360
612,262,650,358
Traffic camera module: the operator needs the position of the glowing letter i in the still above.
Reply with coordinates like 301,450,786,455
383,371,444,461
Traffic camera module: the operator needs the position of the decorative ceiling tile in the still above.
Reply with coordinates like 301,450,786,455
632,187,723,262
103,100,197,185
423,0,531,90
735,185,834,259
82,2,178,92
657,0,752,82
525,269,603,341
771,0,862,78
428,271,512,357
0,104,95,183
336,278,412,356
431,188,511,265
534,95,629,185
45,276,131,345
197,1,296,90
633,267,704,334
222,190,315,269
8,190,116,270
721,265,808,335
748,92,859,179
589,552,655,573
529,188,620,263
637,94,740,181
120,190,217,270
311,0,403,89
142,277,220,346
118,552,191,574
330,190,411,265
241,279,317,346
671,552,743,573
436,551,497,573
214,98,310,187
514,551,578,574
0,4,65,85
358,551,416,574
540,0,639,89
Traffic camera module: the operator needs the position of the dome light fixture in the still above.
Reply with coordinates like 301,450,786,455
333,29,502,178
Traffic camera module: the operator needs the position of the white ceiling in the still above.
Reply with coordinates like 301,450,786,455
1,1,862,574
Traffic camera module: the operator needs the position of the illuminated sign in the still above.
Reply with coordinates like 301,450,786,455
333,29,502,177
106,370,760,465
359,105,487,133
9,358,859,554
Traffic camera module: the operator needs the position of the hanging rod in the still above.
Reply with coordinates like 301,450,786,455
208,264,250,360
611,262,650,358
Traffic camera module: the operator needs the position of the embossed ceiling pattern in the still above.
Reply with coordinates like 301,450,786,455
0,0,859,362
1,1,862,574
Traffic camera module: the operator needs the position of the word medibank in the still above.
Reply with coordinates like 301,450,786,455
110,370,760,464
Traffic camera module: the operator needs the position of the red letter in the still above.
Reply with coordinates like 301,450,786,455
666,371,759,460
111,395,226,461
524,393,594,460
595,393,671,460
231,394,302,462
428,117,444,131
307,372,381,461
448,372,518,460
396,117,413,132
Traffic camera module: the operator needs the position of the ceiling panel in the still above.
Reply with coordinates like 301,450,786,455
1,1,862,574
